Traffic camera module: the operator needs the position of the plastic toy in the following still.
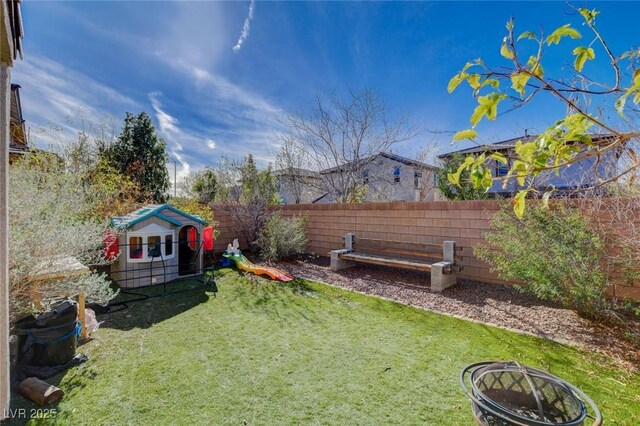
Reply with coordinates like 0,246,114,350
222,239,294,282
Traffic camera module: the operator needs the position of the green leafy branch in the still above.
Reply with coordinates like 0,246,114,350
446,6,640,218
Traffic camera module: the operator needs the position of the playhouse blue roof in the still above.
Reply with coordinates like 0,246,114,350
111,204,206,229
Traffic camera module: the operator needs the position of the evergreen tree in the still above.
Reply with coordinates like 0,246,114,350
191,168,218,203
102,112,170,203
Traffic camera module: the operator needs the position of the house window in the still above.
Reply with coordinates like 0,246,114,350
495,161,509,177
165,234,173,256
147,236,161,258
414,171,422,189
393,166,401,183
129,237,143,259
363,169,369,184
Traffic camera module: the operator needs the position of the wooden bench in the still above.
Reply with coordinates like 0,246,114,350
329,233,463,292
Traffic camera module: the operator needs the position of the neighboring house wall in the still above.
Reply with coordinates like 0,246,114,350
318,153,439,203
359,155,438,202
438,135,621,196
484,149,619,194
277,175,325,205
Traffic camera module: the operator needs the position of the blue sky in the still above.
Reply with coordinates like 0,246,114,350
14,1,639,180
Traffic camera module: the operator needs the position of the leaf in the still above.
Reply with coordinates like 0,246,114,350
447,172,460,186
481,168,493,191
470,104,489,128
490,152,507,165
512,190,528,219
510,72,530,96
512,160,528,187
453,129,478,141
480,78,500,89
578,8,600,24
616,94,628,117
500,43,515,60
505,19,514,32
471,94,507,126
545,24,581,46
572,46,595,72
447,73,465,93
526,56,544,78
634,91,640,105
517,31,536,41
467,74,481,90
514,141,537,162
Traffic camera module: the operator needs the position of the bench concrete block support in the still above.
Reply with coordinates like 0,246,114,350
443,241,456,263
330,249,356,271
344,233,354,251
431,261,457,292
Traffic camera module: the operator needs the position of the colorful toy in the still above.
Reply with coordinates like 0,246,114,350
222,239,294,282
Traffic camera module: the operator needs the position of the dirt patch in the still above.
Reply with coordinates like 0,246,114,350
277,257,640,371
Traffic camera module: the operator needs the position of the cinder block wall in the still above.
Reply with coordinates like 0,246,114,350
272,200,504,285
211,209,249,252
211,200,640,300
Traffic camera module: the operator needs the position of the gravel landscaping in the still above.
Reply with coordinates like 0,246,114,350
279,257,640,371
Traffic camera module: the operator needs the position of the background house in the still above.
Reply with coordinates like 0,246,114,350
8,83,27,161
274,167,325,205
315,152,439,203
438,133,621,195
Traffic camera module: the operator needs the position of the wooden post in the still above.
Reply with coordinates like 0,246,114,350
77,293,86,340
17,378,64,406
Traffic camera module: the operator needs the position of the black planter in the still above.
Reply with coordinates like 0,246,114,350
14,300,79,367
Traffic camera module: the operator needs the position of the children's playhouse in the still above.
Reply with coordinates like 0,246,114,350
107,204,207,288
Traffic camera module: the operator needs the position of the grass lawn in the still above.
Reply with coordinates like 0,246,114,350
9,269,640,425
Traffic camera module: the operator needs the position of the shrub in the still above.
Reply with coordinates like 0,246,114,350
255,213,308,262
475,203,611,319
169,197,216,226
9,154,118,322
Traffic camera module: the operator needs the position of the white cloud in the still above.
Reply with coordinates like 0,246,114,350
149,91,179,135
233,0,255,52
159,58,284,165
207,139,216,150
13,54,139,148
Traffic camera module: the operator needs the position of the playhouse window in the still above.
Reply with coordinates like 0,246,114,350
126,226,176,263
129,237,143,259
165,235,173,256
147,236,161,258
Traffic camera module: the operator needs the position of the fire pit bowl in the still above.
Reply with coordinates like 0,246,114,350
460,361,602,426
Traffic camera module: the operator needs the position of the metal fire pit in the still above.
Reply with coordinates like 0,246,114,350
460,361,602,426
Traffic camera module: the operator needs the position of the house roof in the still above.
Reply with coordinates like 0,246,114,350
111,204,206,229
320,152,436,174
438,133,617,158
273,167,321,179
